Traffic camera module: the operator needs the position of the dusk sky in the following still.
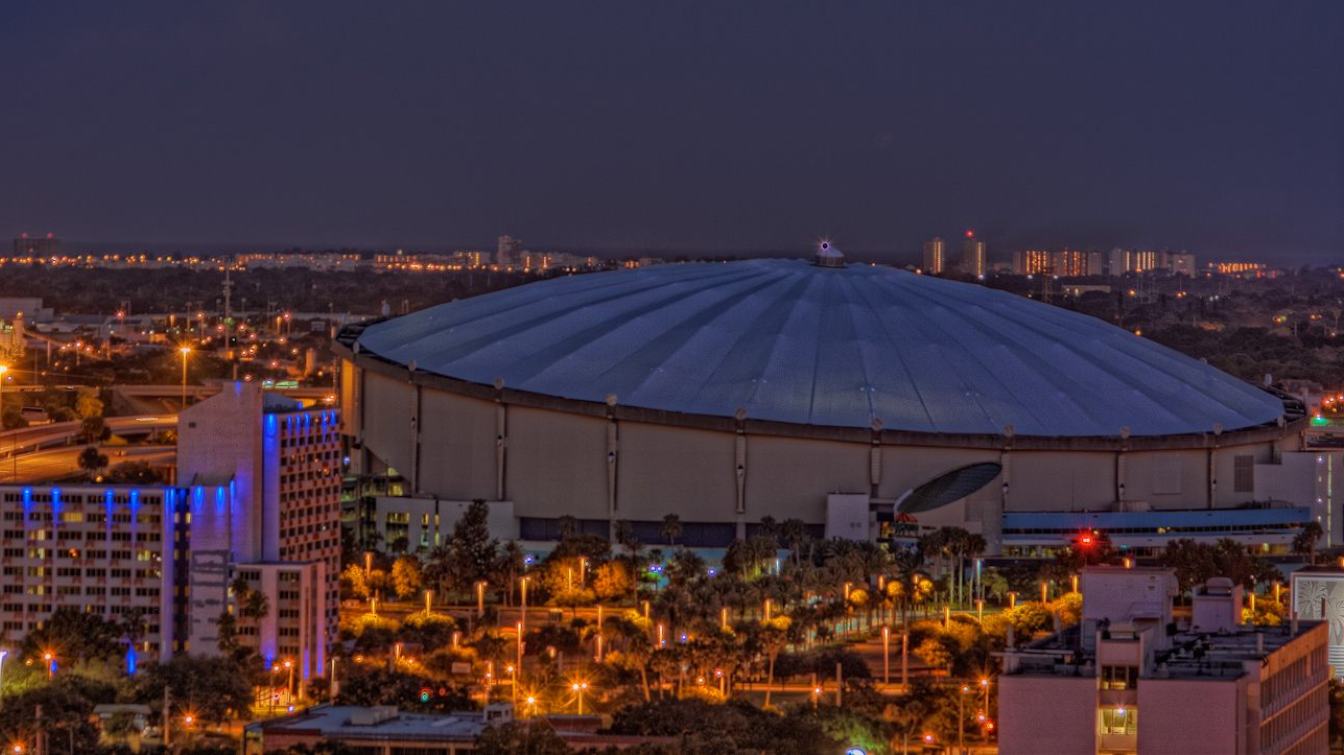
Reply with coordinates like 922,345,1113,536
2,1,1341,261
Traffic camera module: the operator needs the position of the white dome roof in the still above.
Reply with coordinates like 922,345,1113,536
354,259,1284,437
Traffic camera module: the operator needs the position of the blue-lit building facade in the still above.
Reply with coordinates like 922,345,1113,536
0,482,227,664
175,383,341,682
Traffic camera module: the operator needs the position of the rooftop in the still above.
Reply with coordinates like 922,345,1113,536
251,706,487,743
352,259,1285,437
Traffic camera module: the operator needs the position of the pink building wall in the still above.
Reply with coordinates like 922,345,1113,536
998,675,1097,755
1137,678,1245,755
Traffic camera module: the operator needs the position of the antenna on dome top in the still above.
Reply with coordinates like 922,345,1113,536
813,239,845,268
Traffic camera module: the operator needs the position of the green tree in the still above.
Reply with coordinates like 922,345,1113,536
392,555,423,599
1294,521,1325,565
77,445,108,475
75,387,105,441
592,560,635,601
615,520,641,560
21,607,120,666
661,514,683,546
0,676,110,755
341,562,372,601
132,656,254,725
449,501,499,588
473,721,571,755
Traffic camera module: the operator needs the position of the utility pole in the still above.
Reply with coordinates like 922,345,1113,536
901,631,909,688
163,686,171,752
222,269,236,380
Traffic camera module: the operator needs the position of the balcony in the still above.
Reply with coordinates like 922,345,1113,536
1098,731,1137,753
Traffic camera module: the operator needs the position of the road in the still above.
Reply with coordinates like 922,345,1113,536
0,444,176,483
0,415,177,457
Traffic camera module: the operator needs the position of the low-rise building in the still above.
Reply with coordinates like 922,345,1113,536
1000,566,1329,755
242,704,671,753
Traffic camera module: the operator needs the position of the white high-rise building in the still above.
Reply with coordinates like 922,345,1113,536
922,237,945,274
960,230,986,277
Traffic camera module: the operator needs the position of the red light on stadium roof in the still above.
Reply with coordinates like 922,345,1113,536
965,229,975,238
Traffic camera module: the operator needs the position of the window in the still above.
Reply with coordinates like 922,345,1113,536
1234,455,1255,493
1099,707,1136,736
1100,665,1138,690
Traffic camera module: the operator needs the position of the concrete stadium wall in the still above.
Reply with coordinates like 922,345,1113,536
347,360,1301,541
419,390,496,500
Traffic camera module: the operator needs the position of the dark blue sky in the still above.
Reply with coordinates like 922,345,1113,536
2,1,1341,261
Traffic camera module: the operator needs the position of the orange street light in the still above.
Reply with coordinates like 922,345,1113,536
178,346,192,407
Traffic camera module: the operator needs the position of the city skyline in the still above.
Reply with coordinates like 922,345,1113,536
1,2,1341,261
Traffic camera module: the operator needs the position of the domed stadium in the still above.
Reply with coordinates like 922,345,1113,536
337,246,1320,556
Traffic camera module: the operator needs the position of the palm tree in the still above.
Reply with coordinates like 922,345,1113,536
963,532,987,604
423,543,454,606
493,541,525,607
888,548,932,627
757,624,787,709
780,518,809,566
660,514,682,547
557,515,579,541
615,520,641,561
1293,521,1325,566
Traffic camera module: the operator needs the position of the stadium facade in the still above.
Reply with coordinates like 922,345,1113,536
336,247,1333,555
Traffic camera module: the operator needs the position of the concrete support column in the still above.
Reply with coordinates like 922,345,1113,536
1207,423,1222,509
869,419,883,497
734,409,747,515
990,425,1013,557
410,379,422,495
606,394,619,540
1115,426,1131,503
494,378,507,501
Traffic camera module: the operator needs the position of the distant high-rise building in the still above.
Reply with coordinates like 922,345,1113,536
12,232,57,257
496,234,523,266
1012,250,1052,276
960,230,986,277
1050,249,1094,277
1086,251,1105,277
1168,252,1197,277
922,237,945,274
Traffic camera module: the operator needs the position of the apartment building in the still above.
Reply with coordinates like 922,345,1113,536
0,483,227,663
178,383,341,680
1000,566,1329,755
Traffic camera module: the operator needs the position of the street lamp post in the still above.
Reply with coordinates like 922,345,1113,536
959,684,970,754
571,680,589,715
980,677,991,726
882,625,890,685
178,347,192,408
0,648,8,711
475,581,487,618
284,659,295,704
519,577,529,628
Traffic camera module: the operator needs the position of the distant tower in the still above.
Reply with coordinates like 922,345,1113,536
922,237,945,274
496,235,522,266
12,232,58,258
960,230,987,277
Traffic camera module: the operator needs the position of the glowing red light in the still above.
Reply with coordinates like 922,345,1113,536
965,229,975,238
1080,535,1093,546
